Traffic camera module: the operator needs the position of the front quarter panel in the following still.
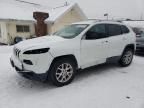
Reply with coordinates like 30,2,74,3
19,52,54,74
49,38,81,68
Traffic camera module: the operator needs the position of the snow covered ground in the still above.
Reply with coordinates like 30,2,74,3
0,46,144,108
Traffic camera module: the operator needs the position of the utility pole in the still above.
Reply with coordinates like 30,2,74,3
64,1,68,6
104,13,108,20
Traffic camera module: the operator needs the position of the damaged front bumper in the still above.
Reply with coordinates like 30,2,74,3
10,58,47,81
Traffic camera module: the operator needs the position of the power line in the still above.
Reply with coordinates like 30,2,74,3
15,0,69,11
15,0,41,6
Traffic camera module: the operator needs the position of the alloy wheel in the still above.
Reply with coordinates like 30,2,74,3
122,51,133,65
55,63,73,83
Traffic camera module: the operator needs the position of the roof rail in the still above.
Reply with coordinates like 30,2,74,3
88,19,123,23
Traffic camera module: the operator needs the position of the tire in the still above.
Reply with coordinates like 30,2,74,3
48,58,76,87
119,48,134,67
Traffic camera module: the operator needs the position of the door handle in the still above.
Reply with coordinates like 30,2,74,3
102,40,108,43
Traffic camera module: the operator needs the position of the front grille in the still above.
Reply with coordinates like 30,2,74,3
14,47,21,58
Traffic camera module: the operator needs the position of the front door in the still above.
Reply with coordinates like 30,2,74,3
80,24,109,69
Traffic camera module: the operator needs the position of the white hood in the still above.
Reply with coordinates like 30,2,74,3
15,36,66,50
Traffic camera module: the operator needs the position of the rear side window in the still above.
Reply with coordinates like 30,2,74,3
107,24,122,36
121,25,130,34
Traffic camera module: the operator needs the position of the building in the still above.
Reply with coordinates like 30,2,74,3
0,1,87,44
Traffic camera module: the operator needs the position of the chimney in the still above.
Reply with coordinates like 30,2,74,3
33,12,49,37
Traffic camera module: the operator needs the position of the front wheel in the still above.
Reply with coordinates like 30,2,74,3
119,48,134,67
48,58,76,87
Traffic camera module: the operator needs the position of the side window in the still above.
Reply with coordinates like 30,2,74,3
121,25,130,34
108,24,122,36
16,25,30,33
86,24,107,40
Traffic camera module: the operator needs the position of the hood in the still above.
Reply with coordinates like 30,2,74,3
15,35,66,50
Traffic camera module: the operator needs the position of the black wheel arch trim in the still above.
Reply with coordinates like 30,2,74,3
46,54,78,82
123,44,136,53
49,54,78,71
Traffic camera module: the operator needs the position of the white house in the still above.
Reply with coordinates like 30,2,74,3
0,1,87,44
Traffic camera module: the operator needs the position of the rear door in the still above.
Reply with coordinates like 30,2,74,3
106,24,127,57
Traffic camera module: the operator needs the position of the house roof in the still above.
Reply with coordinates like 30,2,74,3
0,0,87,22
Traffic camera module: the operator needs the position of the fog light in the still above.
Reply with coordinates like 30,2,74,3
23,60,33,65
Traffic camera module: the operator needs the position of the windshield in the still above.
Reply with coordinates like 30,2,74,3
54,24,89,39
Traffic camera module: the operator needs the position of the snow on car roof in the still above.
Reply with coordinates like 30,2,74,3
73,20,123,25
0,0,86,22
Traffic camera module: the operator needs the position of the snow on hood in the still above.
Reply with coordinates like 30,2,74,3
15,36,66,50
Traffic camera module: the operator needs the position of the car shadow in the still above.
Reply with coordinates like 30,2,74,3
75,63,120,82
10,74,55,90
11,62,120,92
135,52,144,57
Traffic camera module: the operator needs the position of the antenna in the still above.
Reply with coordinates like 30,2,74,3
53,1,69,9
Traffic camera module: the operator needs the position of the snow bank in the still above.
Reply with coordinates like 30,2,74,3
0,46,13,53
0,46,144,108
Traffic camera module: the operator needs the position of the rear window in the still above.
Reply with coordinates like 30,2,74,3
121,25,130,34
108,24,122,36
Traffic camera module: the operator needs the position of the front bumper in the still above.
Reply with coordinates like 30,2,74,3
10,58,48,81
11,50,54,72
18,72,48,81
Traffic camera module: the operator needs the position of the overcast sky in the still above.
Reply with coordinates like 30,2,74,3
68,0,144,20
1,0,144,20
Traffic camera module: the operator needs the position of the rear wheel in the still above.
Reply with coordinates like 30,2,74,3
119,48,134,67
48,58,76,87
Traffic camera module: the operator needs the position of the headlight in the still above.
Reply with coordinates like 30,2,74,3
23,48,50,54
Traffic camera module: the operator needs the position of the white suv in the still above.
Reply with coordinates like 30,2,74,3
10,20,136,86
